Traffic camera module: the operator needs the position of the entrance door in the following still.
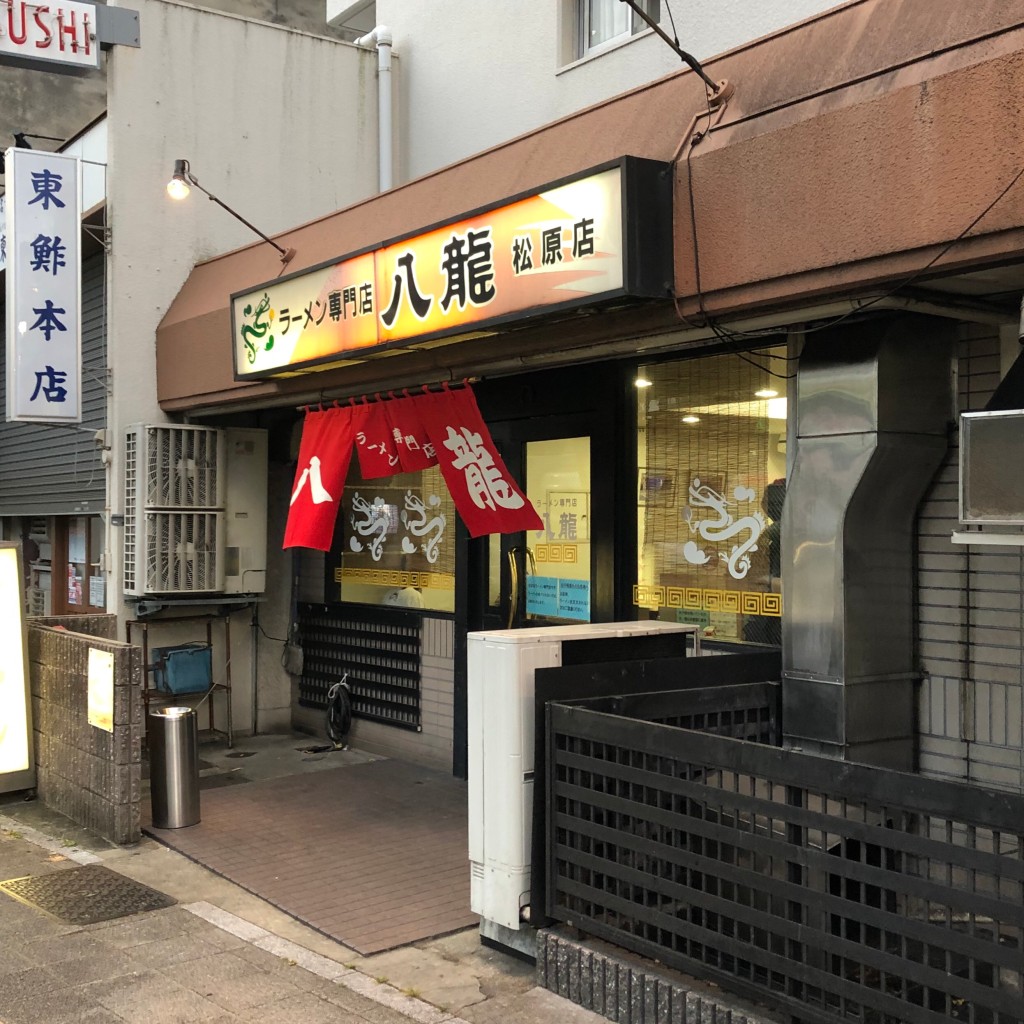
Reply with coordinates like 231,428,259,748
452,367,627,778
473,412,612,633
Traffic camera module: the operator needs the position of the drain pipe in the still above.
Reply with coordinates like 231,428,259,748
354,25,393,193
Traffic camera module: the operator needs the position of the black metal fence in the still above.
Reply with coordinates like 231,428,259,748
546,688,1024,1024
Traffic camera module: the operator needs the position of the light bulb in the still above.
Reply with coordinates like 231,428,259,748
166,176,190,201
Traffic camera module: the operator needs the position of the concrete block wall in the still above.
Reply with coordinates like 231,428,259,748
916,324,1024,794
537,928,781,1024
27,615,143,844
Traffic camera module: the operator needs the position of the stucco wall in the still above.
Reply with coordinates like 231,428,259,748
97,0,382,738
376,0,841,182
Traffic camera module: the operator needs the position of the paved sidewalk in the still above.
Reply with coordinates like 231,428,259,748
0,800,603,1024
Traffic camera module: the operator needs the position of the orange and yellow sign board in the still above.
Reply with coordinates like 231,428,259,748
231,160,669,379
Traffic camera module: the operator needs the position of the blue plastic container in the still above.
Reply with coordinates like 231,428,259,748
151,643,212,695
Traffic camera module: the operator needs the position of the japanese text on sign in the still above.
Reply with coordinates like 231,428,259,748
5,149,82,423
233,165,626,378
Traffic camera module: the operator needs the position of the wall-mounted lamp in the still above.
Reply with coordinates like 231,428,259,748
166,159,295,265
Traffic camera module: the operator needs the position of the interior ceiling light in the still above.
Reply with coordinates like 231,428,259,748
635,377,653,388
681,415,700,424
166,158,295,264
754,388,778,398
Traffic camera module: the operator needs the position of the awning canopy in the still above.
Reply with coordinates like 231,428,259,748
157,0,1024,414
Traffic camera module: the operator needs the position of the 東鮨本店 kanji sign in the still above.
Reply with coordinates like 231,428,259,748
231,158,672,379
5,149,82,423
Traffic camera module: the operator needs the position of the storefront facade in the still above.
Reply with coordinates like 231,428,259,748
158,2,1024,788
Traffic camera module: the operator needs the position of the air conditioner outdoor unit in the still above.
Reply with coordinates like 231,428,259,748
124,424,225,510
126,511,225,596
124,424,267,597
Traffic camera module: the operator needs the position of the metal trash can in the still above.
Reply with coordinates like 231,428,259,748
148,706,200,828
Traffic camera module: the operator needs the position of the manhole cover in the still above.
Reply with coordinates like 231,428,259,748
0,865,175,925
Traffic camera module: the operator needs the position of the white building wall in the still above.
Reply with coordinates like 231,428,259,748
372,0,843,182
102,0,383,733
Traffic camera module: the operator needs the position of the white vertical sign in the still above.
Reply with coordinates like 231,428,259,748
5,148,82,422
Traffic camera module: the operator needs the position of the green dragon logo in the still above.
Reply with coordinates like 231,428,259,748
240,293,275,364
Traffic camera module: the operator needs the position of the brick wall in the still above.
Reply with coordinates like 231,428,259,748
917,325,1024,794
27,615,143,844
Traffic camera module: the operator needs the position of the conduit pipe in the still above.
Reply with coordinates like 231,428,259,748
354,25,393,193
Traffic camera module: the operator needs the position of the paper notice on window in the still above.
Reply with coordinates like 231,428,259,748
87,648,114,733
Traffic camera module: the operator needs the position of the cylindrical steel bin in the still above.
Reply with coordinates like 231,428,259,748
148,706,200,828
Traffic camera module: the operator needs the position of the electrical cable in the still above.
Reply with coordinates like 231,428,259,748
255,620,288,643
325,674,352,748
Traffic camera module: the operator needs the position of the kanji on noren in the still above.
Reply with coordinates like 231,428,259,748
283,405,361,551
416,385,543,537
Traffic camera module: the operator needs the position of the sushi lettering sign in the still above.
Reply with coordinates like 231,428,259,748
1,0,99,70
232,157,672,379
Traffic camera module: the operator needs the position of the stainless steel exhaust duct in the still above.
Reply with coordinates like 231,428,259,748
782,315,955,769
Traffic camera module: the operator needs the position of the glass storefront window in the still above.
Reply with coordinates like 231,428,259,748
336,462,456,613
635,347,788,644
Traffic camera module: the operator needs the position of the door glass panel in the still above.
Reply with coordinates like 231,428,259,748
67,517,87,607
88,516,105,607
524,437,591,623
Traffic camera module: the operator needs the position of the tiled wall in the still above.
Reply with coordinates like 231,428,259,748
917,325,1024,794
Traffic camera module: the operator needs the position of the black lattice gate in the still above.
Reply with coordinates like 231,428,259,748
546,691,1024,1024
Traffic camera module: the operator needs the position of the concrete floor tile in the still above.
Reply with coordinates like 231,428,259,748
123,930,236,969
89,907,190,947
163,950,305,1010
21,930,120,965
237,991,367,1024
80,968,231,1024
40,949,137,987
0,948,34,976
0,969,111,1024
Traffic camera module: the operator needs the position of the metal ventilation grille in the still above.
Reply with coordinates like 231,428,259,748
124,429,139,594
144,426,223,509
297,603,422,731
141,512,224,594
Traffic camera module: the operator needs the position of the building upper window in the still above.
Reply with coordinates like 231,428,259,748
578,0,659,58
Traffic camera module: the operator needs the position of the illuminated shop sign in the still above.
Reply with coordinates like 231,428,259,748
1,0,99,70
0,544,35,794
231,157,671,379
